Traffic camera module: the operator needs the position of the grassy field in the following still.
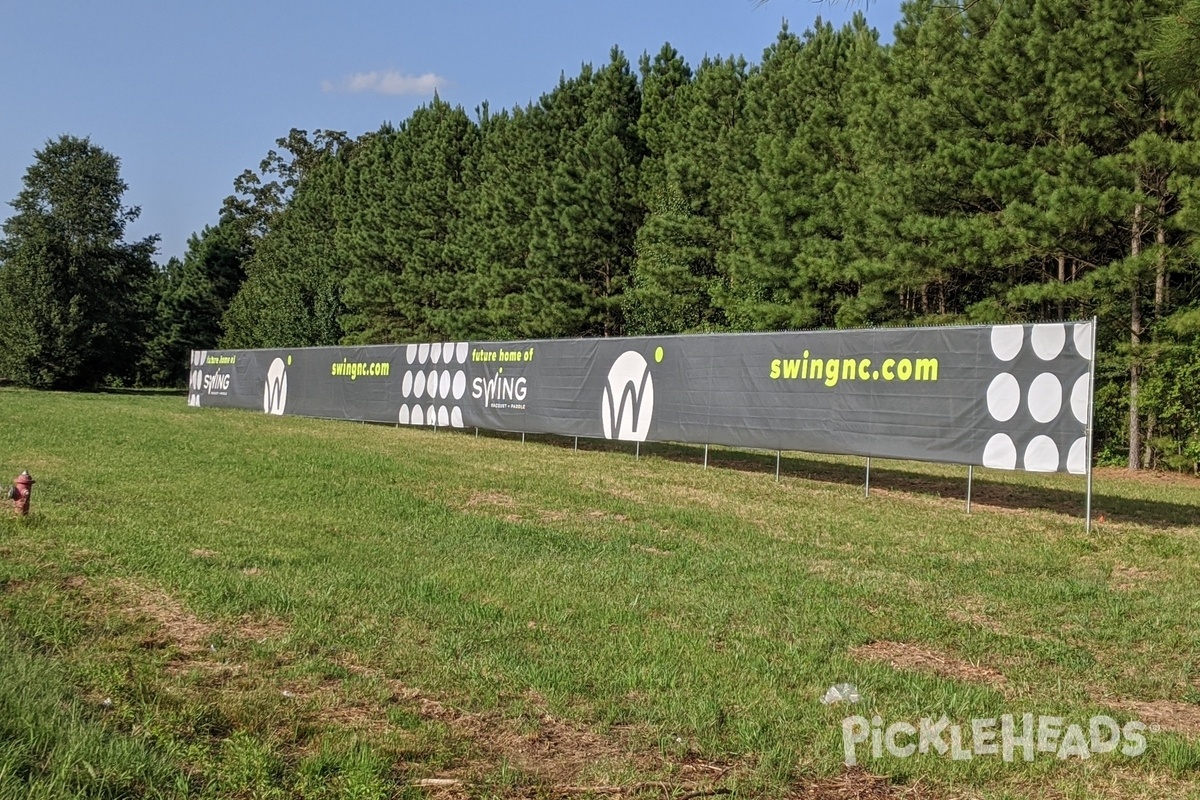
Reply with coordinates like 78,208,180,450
0,387,1197,799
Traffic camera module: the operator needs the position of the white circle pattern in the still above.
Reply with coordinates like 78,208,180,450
983,434,1017,469
1024,436,1059,472
1031,323,1066,360
991,326,1023,361
987,373,1021,422
1027,373,1063,424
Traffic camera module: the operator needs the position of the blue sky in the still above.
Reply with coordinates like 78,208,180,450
1,1,902,263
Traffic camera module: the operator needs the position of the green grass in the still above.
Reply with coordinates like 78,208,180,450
0,387,1198,798
0,620,182,799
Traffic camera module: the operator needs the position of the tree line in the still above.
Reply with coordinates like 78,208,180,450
2,0,1199,470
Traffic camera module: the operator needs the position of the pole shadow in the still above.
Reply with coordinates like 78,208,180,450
452,429,1198,531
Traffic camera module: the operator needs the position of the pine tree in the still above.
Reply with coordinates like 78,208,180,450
626,44,749,335
1145,0,1200,99
339,99,479,343
858,0,1196,467
456,102,555,339
717,20,884,330
144,219,251,383
524,48,645,337
1024,0,1191,468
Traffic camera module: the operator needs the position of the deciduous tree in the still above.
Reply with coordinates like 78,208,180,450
0,135,157,389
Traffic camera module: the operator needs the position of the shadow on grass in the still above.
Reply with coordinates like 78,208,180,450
97,387,186,397
0,384,185,397
463,428,1199,531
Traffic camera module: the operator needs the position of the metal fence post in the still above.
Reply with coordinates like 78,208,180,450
966,465,973,513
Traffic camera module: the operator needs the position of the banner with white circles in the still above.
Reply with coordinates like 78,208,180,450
188,320,1095,475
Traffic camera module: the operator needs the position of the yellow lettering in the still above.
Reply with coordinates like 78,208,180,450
825,359,840,387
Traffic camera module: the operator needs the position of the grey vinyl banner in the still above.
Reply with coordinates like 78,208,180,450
187,322,1095,474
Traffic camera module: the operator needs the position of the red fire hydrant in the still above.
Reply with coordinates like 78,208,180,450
8,471,34,516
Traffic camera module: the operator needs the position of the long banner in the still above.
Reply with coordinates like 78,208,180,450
188,322,1095,474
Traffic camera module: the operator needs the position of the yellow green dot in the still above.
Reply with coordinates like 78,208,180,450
654,346,664,363
287,355,293,366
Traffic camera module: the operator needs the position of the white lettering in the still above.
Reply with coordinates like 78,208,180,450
472,372,528,408
203,371,231,394
841,716,869,766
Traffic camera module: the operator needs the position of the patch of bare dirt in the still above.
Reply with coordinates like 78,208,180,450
462,712,662,786
789,766,943,799
1099,697,1200,739
1093,466,1200,488
334,660,708,794
1065,766,1200,799
90,577,948,797
323,662,950,798
2,578,30,593
111,578,218,654
417,690,664,785
190,548,219,559
850,641,1007,690
109,578,286,654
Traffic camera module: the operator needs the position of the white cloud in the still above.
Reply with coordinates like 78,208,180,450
321,70,449,97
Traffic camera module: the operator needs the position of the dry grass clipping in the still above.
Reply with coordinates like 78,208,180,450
850,641,1007,690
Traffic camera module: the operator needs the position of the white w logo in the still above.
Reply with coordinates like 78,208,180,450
263,358,288,415
601,351,654,441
